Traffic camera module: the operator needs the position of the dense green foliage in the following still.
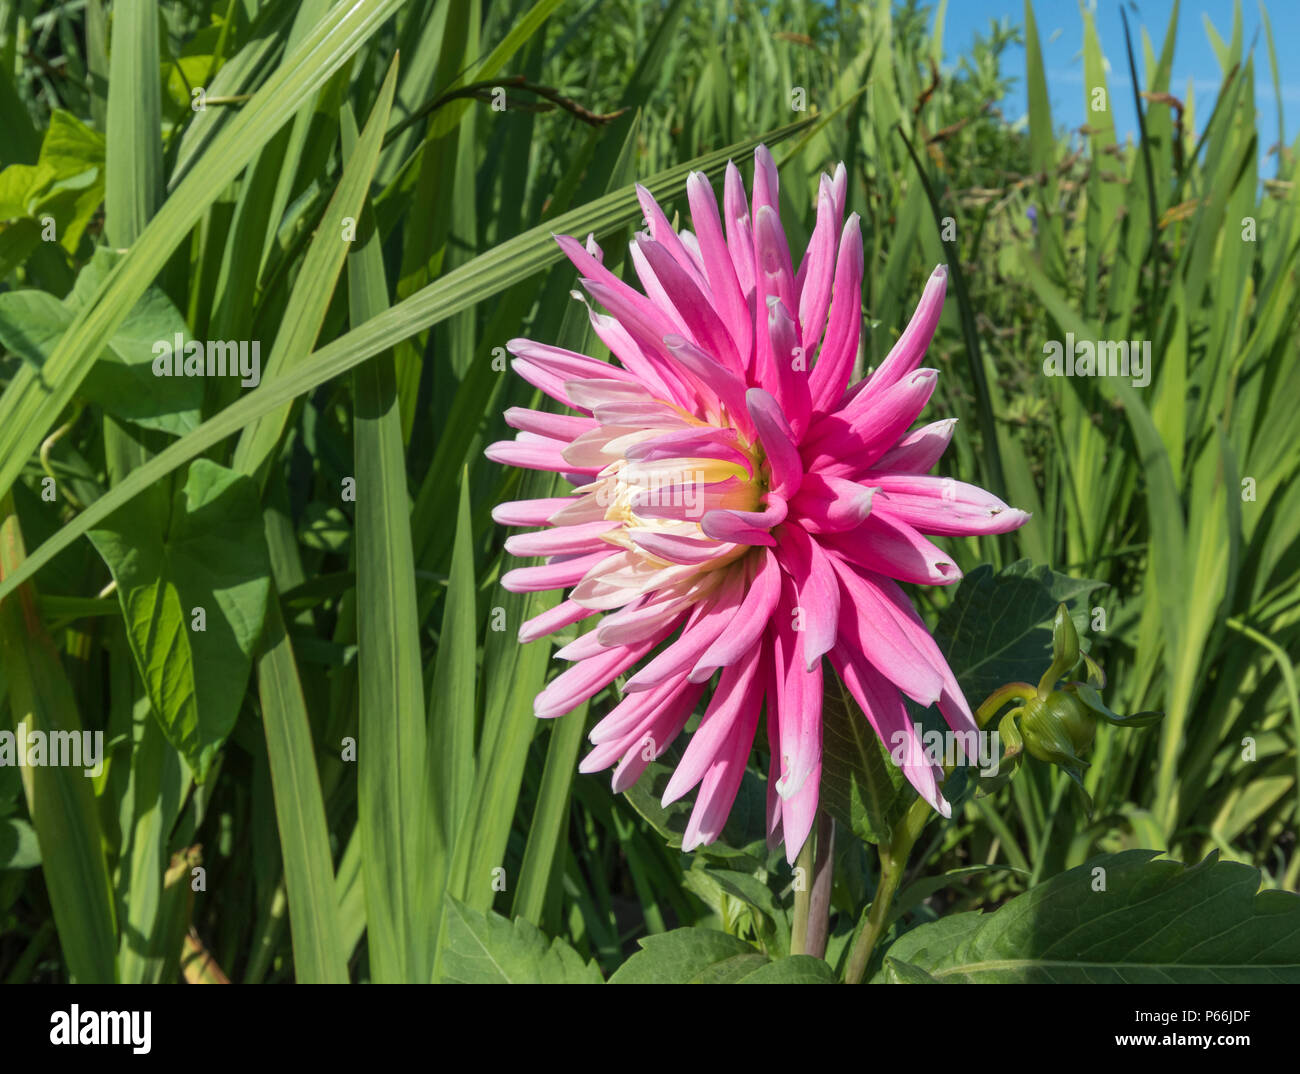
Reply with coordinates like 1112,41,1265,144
0,0,1296,983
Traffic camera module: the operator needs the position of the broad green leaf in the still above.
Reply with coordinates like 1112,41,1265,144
609,927,832,983
438,896,602,984
875,851,1300,983
932,559,1105,708
608,927,762,984
881,958,941,983
0,111,105,261
0,248,202,436
820,673,909,846
0,280,201,437
87,459,271,780
0,817,40,869
737,955,837,984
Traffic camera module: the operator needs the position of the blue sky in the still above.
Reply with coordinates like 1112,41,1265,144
938,0,1299,175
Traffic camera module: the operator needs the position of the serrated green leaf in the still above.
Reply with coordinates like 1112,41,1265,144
932,559,1105,708
439,896,602,984
882,957,940,983
736,955,837,983
875,851,1300,982
608,927,759,984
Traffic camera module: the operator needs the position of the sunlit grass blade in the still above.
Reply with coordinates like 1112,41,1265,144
231,55,400,484
255,600,349,983
344,89,435,983
0,498,118,983
0,0,405,505
104,0,162,246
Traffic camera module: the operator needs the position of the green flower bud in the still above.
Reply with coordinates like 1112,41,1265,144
1037,604,1081,698
1019,689,1095,769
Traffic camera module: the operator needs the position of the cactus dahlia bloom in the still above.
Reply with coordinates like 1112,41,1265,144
486,146,1028,862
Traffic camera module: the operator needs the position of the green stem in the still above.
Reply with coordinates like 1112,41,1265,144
976,682,1036,725
843,796,931,984
806,813,835,959
790,827,816,956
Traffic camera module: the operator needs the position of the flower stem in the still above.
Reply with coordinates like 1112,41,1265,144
843,796,931,983
805,813,835,959
790,828,816,956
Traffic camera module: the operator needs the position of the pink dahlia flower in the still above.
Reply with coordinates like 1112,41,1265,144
486,146,1028,862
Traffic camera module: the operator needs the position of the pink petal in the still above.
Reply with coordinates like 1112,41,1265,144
746,388,803,497
505,520,618,558
625,426,750,473
636,236,743,374
856,264,947,405
871,417,957,474
687,170,752,368
760,297,811,436
775,522,839,668
824,513,962,585
662,334,753,434
629,529,732,566
803,368,938,476
503,407,596,440
533,627,672,719
788,473,875,533
501,548,616,593
830,645,949,816
808,214,863,415
518,598,599,644
623,580,743,692
870,476,1031,536
689,548,781,681
860,572,979,741
608,683,704,792
700,494,788,546
682,684,763,852
723,161,756,298
797,175,838,352
779,756,821,864
493,496,579,527
662,644,763,807
826,557,944,706
485,436,600,475
635,183,709,292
